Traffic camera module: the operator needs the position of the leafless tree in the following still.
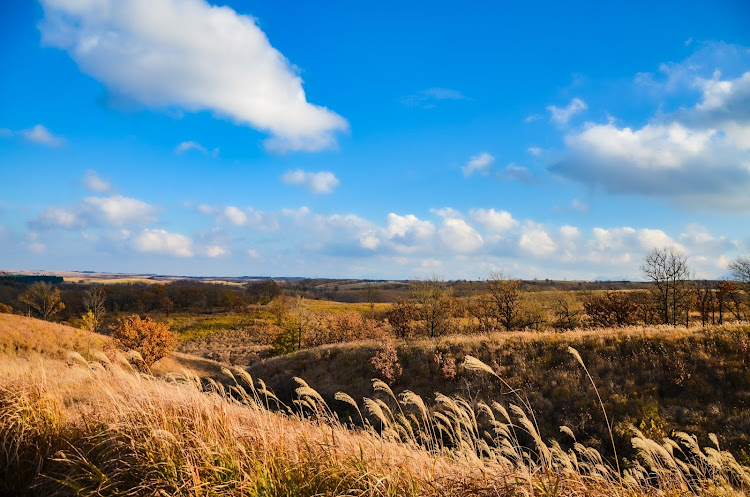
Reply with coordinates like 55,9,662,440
411,276,453,337
729,256,750,284
488,272,522,331
640,247,692,326
83,286,107,332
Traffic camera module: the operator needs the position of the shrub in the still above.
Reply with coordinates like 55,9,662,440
113,314,176,367
0,303,12,314
370,340,402,385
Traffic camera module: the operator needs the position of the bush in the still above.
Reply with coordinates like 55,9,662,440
0,303,12,314
370,340,402,385
113,314,176,367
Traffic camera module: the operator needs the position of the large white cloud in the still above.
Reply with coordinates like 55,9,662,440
40,0,348,152
552,45,750,210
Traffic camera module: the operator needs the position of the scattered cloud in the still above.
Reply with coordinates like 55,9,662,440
527,146,542,156
205,245,228,258
547,98,587,125
247,249,260,259
281,170,340,194
175,141,219,157
132,228,194,257
0,124,65,146
401,87,469,108
82,170,113,193
30,195,156,230
175,141,206,155
21,124,65,146
497,163,533,183
462,152,495,176
40,0,348,152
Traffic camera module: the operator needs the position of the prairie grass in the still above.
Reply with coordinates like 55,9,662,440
2,314,750,496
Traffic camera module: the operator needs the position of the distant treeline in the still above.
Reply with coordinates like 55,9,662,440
0,275,64,284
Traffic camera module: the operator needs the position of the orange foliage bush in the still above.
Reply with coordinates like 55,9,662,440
370,339,402,385
0,303,12,314
305,311,386,348
113,314,176,367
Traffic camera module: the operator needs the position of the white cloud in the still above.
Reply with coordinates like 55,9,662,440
438,218,483,253
547,98,587,125
519,223,556,256
82,169,112,193
497,163,533,183
223,206,248,226
30,195,156,230
281,170,340,194
469,208,518,232
247,249,260,259
82,195,156,226
385,213,435,240
462,152,494,176
132,229,193,257
527,146,542,156
198,204,279,231
0,124,65,146
552,45,750,210
568,122,715,169
31,207,81,230
40,0,348,152
175,141,207,155
21,124,65,146
205,245,227,257
637,228,684,252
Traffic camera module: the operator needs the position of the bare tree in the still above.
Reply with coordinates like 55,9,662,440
487,272,521,331
411,276,453,337
83,286,107,332
694,280,716,327
19,282,65,321
715,280,739,324
549,291,583,331
640,247,692,326
729,256,750,284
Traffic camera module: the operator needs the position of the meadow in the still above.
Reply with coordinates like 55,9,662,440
2,313,750,495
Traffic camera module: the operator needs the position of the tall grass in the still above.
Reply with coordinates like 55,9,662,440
2,346,749,496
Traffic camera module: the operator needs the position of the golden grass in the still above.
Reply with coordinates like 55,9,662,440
2,348,748,496
2,314,750,495
0,313,110,358
303,298,390,314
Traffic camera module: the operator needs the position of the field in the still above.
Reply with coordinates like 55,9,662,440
2,313,750,495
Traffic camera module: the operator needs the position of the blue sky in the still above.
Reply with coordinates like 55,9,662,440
1,0,749,280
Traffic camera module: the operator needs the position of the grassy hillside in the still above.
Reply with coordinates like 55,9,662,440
243,323,750,463
2,314,750,496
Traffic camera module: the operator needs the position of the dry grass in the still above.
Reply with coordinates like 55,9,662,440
0,313,110,358
2,314,750,495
